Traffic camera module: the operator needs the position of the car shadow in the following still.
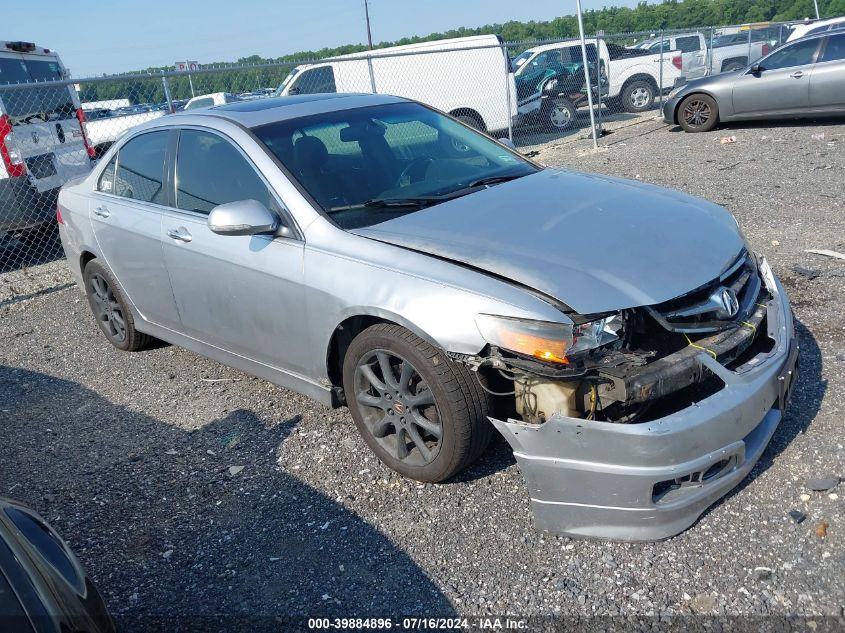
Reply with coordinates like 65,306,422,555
0,366,455,632
666,115,845,134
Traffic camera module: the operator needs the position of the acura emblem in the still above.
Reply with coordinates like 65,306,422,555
709,286,740,319
31,131,40,144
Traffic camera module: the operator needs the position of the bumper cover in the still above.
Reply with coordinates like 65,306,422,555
490,262,798,541
661,96,680,124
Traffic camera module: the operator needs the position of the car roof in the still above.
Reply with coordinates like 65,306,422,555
172,93,407,128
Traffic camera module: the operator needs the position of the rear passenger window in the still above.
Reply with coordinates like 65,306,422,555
113,131,168,204
290,66,336,95
821,34,845,62
175,129,273,214
97,156,117,193
676,36,702,52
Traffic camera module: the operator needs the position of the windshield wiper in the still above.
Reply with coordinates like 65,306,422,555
326,196,443,214
466,173,526,188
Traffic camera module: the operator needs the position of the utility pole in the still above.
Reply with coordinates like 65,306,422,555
364,0,374,50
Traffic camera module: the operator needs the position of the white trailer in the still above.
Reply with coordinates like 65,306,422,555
277,35,517,134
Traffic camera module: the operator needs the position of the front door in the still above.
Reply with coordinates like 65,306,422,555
732,37,820,116
88,130,180,328
160,128,307,375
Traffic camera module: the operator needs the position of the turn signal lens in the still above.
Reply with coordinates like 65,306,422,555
475,315,574,365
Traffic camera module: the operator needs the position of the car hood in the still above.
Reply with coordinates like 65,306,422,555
351,169,745,314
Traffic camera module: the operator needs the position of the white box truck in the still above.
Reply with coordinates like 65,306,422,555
276,35,517,134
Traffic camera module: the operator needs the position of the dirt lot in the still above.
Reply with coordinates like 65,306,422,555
1,116,844,631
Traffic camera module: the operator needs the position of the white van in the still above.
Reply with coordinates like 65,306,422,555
0,41,94,236
277,35,517,133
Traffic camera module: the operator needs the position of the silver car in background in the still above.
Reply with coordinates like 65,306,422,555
58,93,797,541
663,28,845,132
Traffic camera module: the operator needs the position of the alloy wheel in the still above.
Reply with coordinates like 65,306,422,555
88,273,126,343
353,350,442,467
682,99,711,129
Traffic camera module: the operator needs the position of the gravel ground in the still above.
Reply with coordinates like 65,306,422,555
1,116,844,631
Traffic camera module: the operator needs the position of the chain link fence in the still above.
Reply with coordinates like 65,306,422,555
0,21,802,273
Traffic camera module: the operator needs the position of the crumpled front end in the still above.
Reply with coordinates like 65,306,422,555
487,254,798,541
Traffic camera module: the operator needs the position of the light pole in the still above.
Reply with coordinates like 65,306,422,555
813,0,820,19
575,0,599,149
364,0,374,50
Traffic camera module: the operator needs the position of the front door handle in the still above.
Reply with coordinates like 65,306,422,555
93,206,110,218
790,71,804,78
167,227,193,243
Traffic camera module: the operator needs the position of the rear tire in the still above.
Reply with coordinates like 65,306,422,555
621,79,655,113
83,259,152,352
342,323,492,483
677,93,719,133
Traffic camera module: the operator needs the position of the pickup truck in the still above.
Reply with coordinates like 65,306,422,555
636,31,771,76
512,38,683,118
82,109,165,157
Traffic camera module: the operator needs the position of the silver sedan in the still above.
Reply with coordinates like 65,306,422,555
663,28,845,132
58,93,797,540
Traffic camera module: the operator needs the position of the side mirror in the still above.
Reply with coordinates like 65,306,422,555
497,137,517,150
207,199,279,236
750,63,762,74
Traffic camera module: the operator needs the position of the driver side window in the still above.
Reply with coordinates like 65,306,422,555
760,38,819,71
175,129,275,215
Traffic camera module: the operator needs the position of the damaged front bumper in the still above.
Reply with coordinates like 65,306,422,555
490,260,798,541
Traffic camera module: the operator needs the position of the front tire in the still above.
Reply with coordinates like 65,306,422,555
83,259,151,352
621,79,655,113
544,99,576,130
342,323,492,482
678,93,719,133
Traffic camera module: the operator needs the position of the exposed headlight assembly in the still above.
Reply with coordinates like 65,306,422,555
475,314,619,365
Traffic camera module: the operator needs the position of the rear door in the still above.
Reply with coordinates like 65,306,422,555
809,33,845,110
731,37,820,116
0,53,91,194
89,130,180,328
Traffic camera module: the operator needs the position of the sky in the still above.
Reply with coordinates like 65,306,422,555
8,0,645,77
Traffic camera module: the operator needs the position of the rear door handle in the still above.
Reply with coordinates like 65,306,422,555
167,227,192,243
790,71,804,78
93,206,110,218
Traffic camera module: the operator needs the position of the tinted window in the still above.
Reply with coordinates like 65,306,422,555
175,129,273,214
97,155,117,193
290,66,336,95
114,131,168,204
761,39,819,70
676,36,702,52
821,33,845,62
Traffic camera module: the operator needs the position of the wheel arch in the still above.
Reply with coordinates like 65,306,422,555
80,249,97,272
325,309,446,400
671,90,720,125
621,73,659,93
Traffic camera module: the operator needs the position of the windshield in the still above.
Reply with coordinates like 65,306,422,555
511,51,534,69
253,101,537,229
0,57,75,123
